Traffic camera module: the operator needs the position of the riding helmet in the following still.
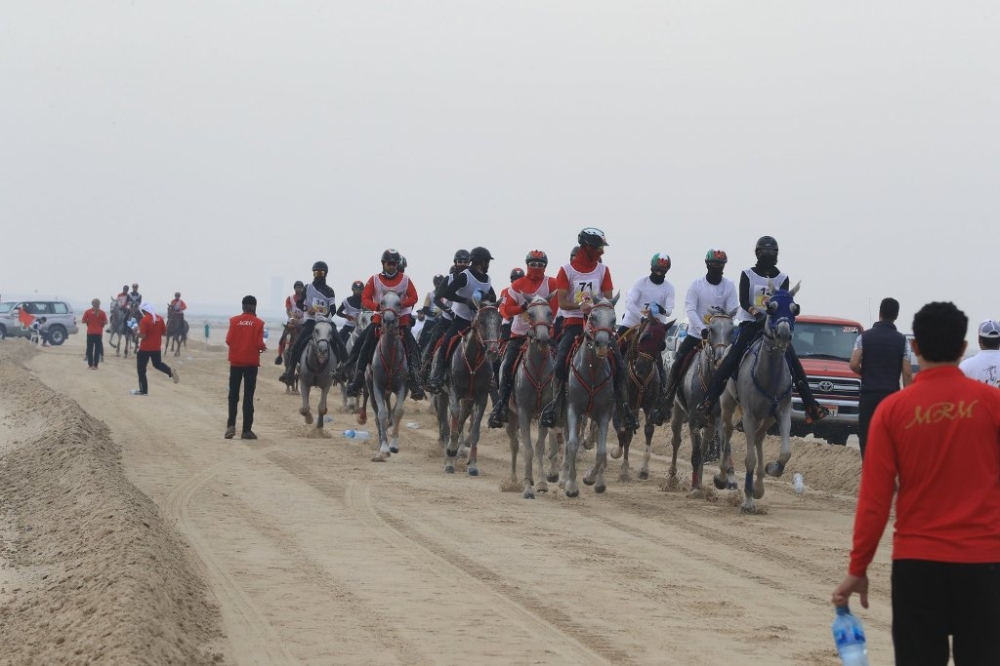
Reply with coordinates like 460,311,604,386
432,274,446,287
381,249,401,264
351,280,364,292
469,246,494,262
399,255,407,271
525,250,548,266
510,267,525,282
650,252,671,271
705,249,728,264
454,249,471,264
312,261,329,273
577,227,609,248
755,236,778,253
294,280,305,288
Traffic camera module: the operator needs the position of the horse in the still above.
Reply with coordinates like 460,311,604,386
297,319,338,429
719,283,800,513
436,300,502,475
108,302,141,358
666,310,737,497
164,305,189,357
281,321,303,394
502,296,561,499
342,309,373,412
611,316,671,483
561,295,619,497
361,292,408,461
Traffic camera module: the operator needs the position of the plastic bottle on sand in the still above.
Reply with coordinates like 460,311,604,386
793,473,804,494
832,605,868,666
406,422,421,429
342,429,370,440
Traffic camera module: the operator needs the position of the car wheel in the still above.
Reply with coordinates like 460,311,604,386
0,325,6,340
47,326,67,346
826,431,849,446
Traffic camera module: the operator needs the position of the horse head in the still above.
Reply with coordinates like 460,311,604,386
357,309,374,330
705,308,738,369
379,291,402,332
585,297,617,359
525,296,553,346
471,301,502,358
312,320,333,364
764,281,800,351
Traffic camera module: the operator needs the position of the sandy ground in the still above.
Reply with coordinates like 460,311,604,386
0,331,900,665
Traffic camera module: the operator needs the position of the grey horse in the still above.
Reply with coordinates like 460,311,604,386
342,309,373,412
720,283,800,513
561,295,619,497
437,301,502,475
298,319,338,429
502,296,561,499
363,292,408,461
667,311,737,497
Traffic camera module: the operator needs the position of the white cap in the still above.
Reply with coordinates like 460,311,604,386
978,320,1000,338
141,302,155,315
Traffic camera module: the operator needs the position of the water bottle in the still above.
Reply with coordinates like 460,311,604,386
793,473,804,494
342,429,370,440
832,605,868,666
473,290,484,302
263,327,270,341
405,421,421,430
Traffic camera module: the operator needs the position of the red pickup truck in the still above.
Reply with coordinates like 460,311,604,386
789,315,865,445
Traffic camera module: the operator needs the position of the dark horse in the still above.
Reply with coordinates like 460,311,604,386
165,305,189,357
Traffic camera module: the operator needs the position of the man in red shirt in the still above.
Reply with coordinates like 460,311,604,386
225,295,266,440
82,298,108,369
832,301,1000,665
134,302,179,395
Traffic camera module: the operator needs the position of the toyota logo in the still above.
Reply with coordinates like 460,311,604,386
818,380,835,392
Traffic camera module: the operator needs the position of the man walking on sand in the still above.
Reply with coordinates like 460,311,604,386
134,303,179,395
225,295,266,440
82,298,108,369
849,297,913,458
832,301,1000,665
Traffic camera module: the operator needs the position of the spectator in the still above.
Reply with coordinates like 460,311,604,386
225,295,266,440
849,297,913,458
831,301,1000,665
82,298,108,369
959,319,1000,387
29,316,48,346
134,303,178,395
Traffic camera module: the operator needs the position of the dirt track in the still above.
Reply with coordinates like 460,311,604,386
0,334,897,665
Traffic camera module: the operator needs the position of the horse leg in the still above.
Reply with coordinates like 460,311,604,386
389,391,404,454
640,409,653,481
466,395,487,477
563,409,580,497
742,425,762,513
765,411,793,478
590,415,610,494
547,427,563,483
316,385,329,429
300,386,313,424
615,425,632,483
662,407,684,491
519,408,536,498
444,390,460,473
502,412,520,492
716,394,739,491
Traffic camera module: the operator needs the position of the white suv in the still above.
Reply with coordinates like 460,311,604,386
0,300,79,345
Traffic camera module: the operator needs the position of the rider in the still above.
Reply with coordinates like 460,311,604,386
488,250,557,428
336,280,365,343
500,267,525,342
127,283,142,309
616,252,675,408
539,228,640,432
419,249,471,382
425,246,498,394
693,236,830,426
279,261,349,385
417,274,445,351
116,285,130,310
169,292,187,314
652,249,739,425
274,280,306,365
344,249,426,400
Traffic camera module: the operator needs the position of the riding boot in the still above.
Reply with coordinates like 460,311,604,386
426,348,447,394
616,384,640,433
487,377,513,429
651,377,676,426
539,379,565,428
404,336,426,401
345,333,374,397
796,379,830,423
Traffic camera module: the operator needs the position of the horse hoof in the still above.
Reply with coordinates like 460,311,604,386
610,447,623,460
565,489,579,498
467,467,479,477
536,482,548,493
357,413,367,425
546,473,559,483
445,465,455,474
713,477,727,490
638,471,649,481
389,446,399,454
726,481,738,490
522,490,535,500
371,454,387,463
765,462,784,477
595,484,606,494
303,414,313,425
618,473,631,484
583,477,595,486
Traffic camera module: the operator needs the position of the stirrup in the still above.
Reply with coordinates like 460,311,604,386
487,405,505,429
539,401,559,428
805,403,830,424
408,381,426,401
692,400,713,428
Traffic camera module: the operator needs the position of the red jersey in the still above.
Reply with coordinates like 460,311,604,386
82,308,108,335
170,298,187,312
138,314,166,351
501,275,559,337
226,313,266,367
362,273,418,325
849,365,1000,577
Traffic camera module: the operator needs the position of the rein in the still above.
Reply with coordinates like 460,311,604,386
747,322,793,417
459,305,499,399
570,336,613,416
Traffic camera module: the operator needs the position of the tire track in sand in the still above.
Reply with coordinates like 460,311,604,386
164,464,300,666
267,451,625,666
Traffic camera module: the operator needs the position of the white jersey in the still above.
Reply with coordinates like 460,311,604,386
735,268,789,324
371,274,412,317
452,270,492,321
424,291,441,319
302,284,336,322
684,276,739,338
509,279,553,337
959,349,1000,387
621,275,674,328
556,263,609,321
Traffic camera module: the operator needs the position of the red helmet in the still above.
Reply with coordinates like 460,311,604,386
525,250,548,266
351,280,364,291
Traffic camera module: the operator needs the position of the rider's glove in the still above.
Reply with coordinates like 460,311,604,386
753,309,767,323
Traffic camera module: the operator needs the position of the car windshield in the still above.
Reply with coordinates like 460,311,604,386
0,302,13,314
792,322,861,361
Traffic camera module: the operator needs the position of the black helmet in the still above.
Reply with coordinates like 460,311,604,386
293,280,305,288
433,273,446,287
469,246,494,262
755,236,778,253
577,227,609,248
510,267,525,281
570,246,580,260
525,250,548,266
454,249,471,264
312,261,328,273
399,255,407,271
381,248,401,264
351,280,364,291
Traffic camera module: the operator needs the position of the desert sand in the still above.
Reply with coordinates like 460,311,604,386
0,331,897,665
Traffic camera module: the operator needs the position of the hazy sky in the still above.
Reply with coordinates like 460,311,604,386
2,3,997,333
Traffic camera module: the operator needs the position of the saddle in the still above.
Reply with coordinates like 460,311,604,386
731,329,766,381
